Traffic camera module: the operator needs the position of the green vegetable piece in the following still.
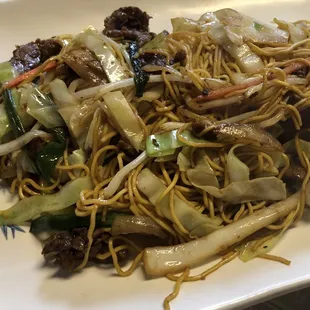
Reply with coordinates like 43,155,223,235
142,31,169,51
3,89,25,137
25,85,65,128
146,130,183,157
0,177,93,225
0,61,16,83
254,21,263,31
30,212,118,233
146,129,211,157
128,41,149,97
35,127,66,182
0,74,33,140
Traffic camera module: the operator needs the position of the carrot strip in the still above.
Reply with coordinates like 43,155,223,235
283,57,310,75
193,57,310,103
5,60,57,89
195,77,263,103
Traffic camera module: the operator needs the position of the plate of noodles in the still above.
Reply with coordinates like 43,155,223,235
2,0,310,309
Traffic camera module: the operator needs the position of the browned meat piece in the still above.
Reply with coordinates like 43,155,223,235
172,50,187,65
10,39,61,74
104,6,151,33
139,50,187,71
10,42,40,73
192,122,283,151
107,28,155,46
140,52,167,67
279,104,310,143
62,48,108,86
35,39,62,63
54,63,79,86
283,156,306,191
42,228,129,271
103,6,155,46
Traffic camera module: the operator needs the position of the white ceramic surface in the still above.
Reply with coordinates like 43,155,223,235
1,0,310,309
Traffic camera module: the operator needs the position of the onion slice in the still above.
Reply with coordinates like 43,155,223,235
74,75,191,101
143,189,302,276
111,215,167,239
142,64,182,76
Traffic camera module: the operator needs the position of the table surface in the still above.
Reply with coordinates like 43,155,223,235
246,287,309,310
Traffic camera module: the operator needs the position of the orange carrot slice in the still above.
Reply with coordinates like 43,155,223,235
5,60,57,89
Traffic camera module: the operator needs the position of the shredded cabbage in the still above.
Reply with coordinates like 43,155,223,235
227,145,249,182
187,149,220,189
0,177,93,225
24,85,64,128
68,149,87,177
49,79,79,108
69,99,99,148
214,9,289,44
274,18,306,43
201,177,287,204
177,146,192,172
101,91,144,151
208,25,264,74
137,168,222,237
75,26,130,82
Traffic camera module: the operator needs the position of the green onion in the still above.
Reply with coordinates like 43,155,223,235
30,212,119,233
35,127,66,182
254,21,264,31
3,88,25,137
146,129,210,157
128,41,149,97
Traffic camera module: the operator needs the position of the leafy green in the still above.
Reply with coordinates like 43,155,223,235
30,212,118,233
35,127,66,182
146,130,183,157
128,41,149,97
0,85,33,140
253,21,263,31
3,89,25,137
0,61,17,83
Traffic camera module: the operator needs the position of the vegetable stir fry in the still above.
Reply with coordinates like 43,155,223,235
1,6,310,310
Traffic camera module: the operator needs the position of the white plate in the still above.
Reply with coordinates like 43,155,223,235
1,0,310,309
